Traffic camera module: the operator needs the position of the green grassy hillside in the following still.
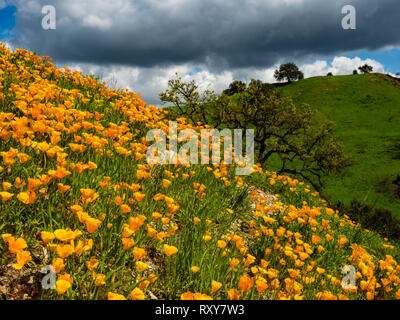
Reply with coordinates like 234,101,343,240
277,73,400,215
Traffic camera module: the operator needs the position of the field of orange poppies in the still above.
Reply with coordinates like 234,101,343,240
1,44,400,300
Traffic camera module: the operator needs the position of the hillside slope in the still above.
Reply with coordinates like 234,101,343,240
1,44,400,300
277,74,400,216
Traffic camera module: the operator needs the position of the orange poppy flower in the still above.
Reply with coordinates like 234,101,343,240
162,179,171,188
227,289,240,300
85,217,101,234
12,250,32,270
134,192,145,202
133,247,147,260
108,292,127,300
56,279,71,294
238,275,254,293
56,244,74,259
0,191,14,201
8,237,27,253
211,281,222,293
57,183,70,194
130,287,145,300
122,238,135,250
163,244,178,256
41,231,55,244
120,204,131,214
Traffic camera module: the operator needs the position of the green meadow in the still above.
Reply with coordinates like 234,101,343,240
277,73,400,215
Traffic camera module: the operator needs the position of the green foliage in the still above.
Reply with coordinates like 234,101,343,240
222,80,247,96
358,64,373,74
215,83,350,191
274,62,304,83
160,76,350,191
159,72,217,124
246,79,275,95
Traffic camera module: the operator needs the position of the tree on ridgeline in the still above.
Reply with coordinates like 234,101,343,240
274,62,304,83
358,64,373,74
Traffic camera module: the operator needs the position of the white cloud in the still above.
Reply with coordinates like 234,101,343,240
67,63,231,106
65,56,388,106
81,15,113,31
301,56,385,77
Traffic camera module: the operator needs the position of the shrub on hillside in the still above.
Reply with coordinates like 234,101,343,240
336,199,400,241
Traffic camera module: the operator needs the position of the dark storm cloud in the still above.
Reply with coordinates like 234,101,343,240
8,0,400,70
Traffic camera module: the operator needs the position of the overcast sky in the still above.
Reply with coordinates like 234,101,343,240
1,0,400,105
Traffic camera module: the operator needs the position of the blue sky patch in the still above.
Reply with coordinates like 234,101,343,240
0,5,16,39
187,67,203,76
342,49,400,74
